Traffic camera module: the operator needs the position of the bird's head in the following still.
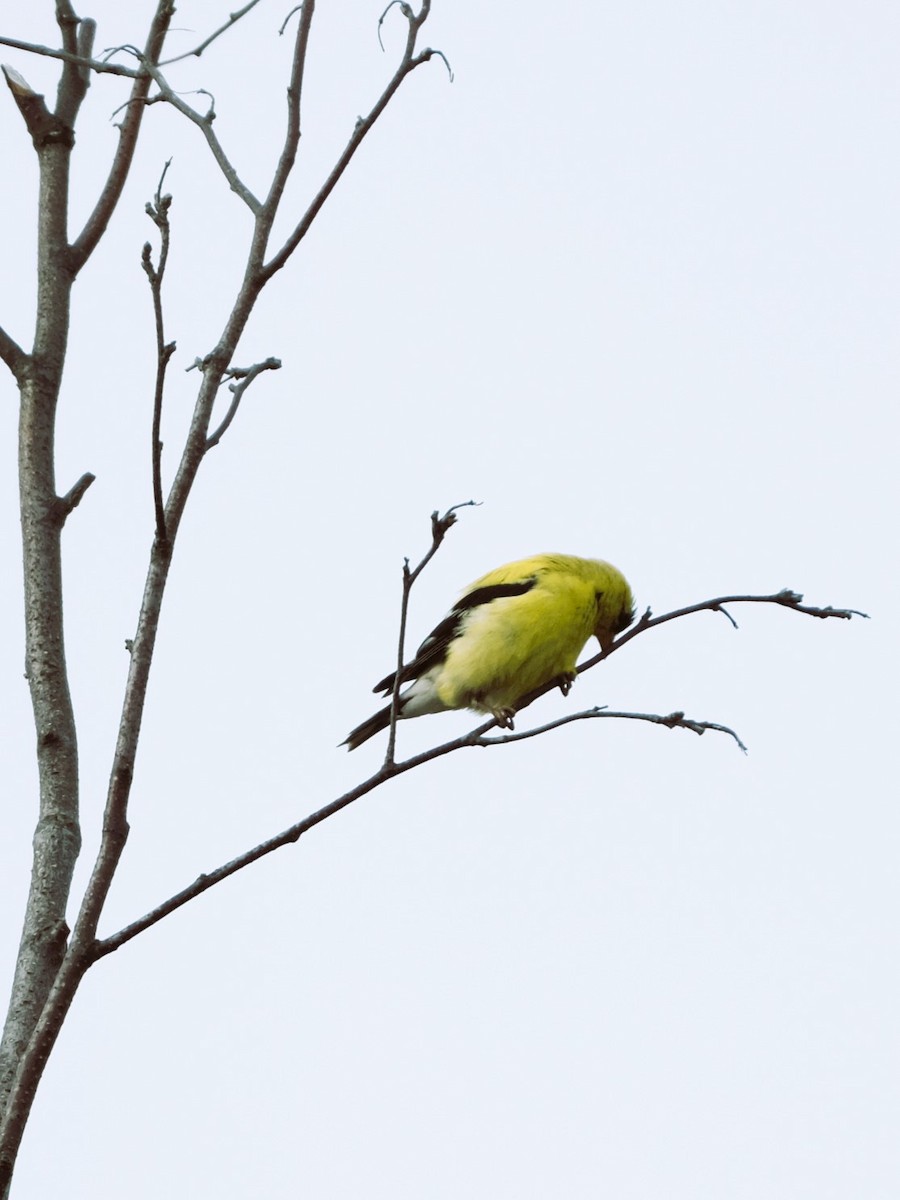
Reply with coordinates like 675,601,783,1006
593,566,635,653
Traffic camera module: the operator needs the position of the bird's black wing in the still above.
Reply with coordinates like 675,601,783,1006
372,577,537,695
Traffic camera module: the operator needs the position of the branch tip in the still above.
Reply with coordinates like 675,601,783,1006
2,63,35,95
57,472,96,520
714,604,739,630
0,324,28,377
417,47,453,80
159,0,264,66
262,0,441,281
377,1,411,52
204,358,281,450
474,707,749,755
385,501,479,763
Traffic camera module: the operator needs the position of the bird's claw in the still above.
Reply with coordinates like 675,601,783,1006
557,672,577,697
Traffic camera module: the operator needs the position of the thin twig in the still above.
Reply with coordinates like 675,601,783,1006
279,7,304,37
92,697,746,959
141,161,175,543
0,35,141,78
259,0,314,229
70,2,175,271
581,589,868,672
501,589,868,722
385,502,478,764
377,0,408,52
204,359,281,450
476,707,749,753
262,0,448,281
387,558,414,766
376,0,453,79
159,0,264,66
137,60,261,212
94,768,396,958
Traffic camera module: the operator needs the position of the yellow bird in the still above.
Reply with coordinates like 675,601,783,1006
343,553,634,750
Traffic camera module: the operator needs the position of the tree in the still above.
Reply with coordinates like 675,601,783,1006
0,3,880,1196
0,3,457,1190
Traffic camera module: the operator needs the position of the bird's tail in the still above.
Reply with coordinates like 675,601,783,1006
341,702,394,751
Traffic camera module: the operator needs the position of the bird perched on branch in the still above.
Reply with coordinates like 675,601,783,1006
343,553,635,751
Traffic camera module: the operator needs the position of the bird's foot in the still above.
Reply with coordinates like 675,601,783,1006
557,671,577,697
492,706,517,729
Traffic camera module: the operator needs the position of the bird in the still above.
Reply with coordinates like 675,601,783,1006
343,553,634,751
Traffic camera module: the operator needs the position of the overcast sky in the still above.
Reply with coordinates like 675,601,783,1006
1,1,897,1196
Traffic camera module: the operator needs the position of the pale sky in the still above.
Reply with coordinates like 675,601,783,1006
1,1,897,1197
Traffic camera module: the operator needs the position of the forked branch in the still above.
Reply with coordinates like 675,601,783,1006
159,0,264,66
89,508,864,960
0,5,450,1190
386,502,479,762
262,0,449,279
69,1,175,271
136,60,261,212
0,35,140,79
205,358,282,450
475,708,748,751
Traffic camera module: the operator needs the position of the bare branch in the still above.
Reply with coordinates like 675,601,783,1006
69,2,176,271
55,472,96,522
377,0,408,50
92,692,745,961
204,358,281,449
417,47,453,80
476,707,749,753
1,64,70,147
1,6,453,1186
0,18,94,1160
141,161,176,542
137,60,261,213
0,325,28,379
258,0,315,230
411,503,478,589
378,1,453,76
0,35,140,78
84,524,861,958
582,589,869,672
106,540,876,958
159,0,264,66
93,774,387,958
262,0,449,281
385,502,479,764
279,7,304,37
493,589,867,727
92,710,491,958
54,6,94,126
0,949,85,1196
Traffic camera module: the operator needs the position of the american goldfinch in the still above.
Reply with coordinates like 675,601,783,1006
343,553,634,751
